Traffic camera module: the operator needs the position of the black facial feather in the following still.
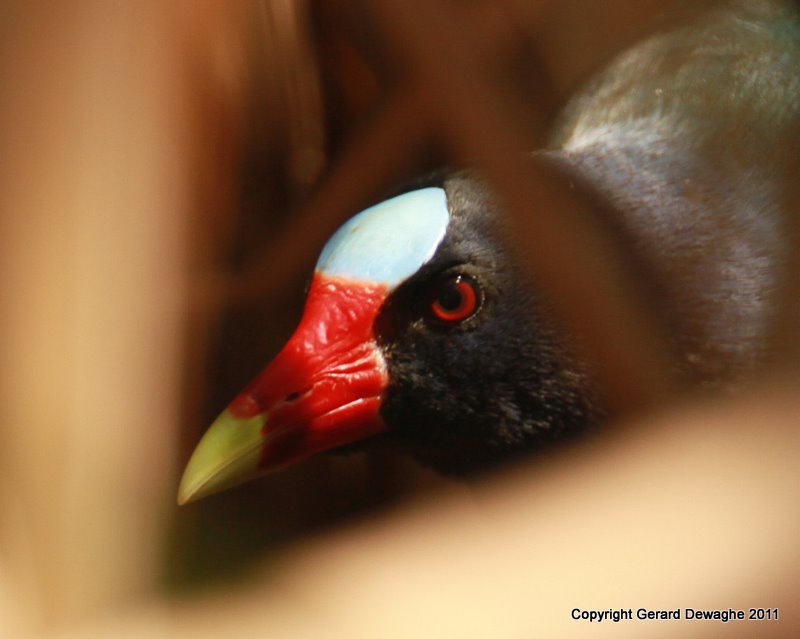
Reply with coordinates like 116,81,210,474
375,175,601,475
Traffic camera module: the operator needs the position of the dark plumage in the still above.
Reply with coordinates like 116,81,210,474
376,0,800,473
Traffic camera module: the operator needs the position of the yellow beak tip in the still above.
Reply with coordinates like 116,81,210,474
176,410,267,506
176,479,200,506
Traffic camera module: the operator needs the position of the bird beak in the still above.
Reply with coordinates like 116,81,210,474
177,275,390,505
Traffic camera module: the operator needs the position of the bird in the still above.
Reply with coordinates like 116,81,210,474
178,0,800,504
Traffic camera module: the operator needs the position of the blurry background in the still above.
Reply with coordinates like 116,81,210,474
0,1,797,637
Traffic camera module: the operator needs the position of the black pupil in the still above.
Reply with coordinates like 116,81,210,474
437,280,464,311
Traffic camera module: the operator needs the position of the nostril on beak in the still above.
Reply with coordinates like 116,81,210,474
284,387,312,403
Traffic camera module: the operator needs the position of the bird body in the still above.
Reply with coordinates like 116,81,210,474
547,0,800,382
179,0,800,503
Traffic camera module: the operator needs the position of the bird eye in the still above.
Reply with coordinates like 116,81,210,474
429,274,482,324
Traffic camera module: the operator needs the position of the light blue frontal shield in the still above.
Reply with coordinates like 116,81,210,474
316,187,450,289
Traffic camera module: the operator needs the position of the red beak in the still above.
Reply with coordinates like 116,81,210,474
178,274,389,504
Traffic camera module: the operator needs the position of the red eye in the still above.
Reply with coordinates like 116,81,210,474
430,275,481,323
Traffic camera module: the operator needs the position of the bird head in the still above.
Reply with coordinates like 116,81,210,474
178,174,596,504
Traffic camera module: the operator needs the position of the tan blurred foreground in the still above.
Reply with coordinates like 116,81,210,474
54,383,800,638
0,1,798,638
